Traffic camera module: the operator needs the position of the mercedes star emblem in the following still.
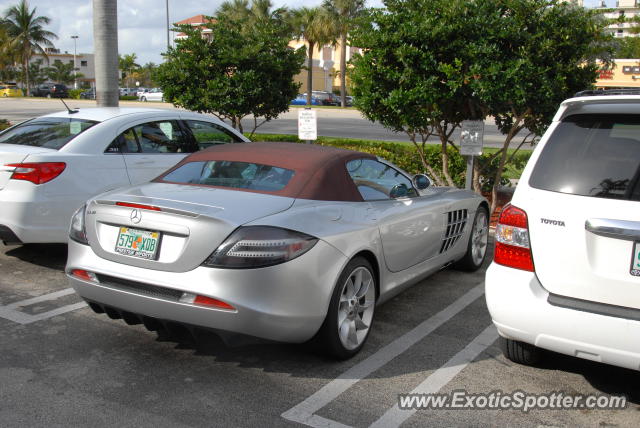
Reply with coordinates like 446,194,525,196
130,209,142,224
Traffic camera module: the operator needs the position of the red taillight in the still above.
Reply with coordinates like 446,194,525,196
115,202,161,211
193,295,235,311
70,269,98,282
494,204,535,272
6,162,66,184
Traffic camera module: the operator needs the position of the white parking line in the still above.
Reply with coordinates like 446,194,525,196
0,288,87,325
281,282,485,427
370,324,499,428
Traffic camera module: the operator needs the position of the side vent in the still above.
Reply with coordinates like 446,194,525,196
440,209,468,253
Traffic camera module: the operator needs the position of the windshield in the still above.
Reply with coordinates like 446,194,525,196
529,114,640,201
160,160,295,192
0,117,99,150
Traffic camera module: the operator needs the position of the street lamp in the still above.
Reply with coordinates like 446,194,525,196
166,0,170,50
71,35,79,89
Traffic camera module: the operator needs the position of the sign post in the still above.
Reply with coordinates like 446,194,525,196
459,120,485,190
298,108,317,144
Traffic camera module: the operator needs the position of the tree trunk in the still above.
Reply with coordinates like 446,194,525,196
340,33,347,108
440,136,455,187
306,41,314,105
490,121,523,214
24,58,29,96
93,0,119,107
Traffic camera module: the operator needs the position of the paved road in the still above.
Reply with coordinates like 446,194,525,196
0,98,528,149
0,241,637,427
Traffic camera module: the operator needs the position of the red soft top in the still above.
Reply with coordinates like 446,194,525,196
156,142,376,202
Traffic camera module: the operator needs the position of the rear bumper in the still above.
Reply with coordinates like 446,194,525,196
485,262,640,371
0,225,21,244
66,239,348,343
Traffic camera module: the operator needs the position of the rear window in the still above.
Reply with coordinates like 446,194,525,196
160,160,294,191
0,117,98,150
529,114,640,201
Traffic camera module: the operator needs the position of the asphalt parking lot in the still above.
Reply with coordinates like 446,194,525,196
1,240,638,427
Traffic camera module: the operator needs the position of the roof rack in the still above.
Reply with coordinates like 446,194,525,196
574,89,640,97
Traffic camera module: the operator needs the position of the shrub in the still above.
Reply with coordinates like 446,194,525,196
68,89,83,99
119,95,138,101
0,119,11,131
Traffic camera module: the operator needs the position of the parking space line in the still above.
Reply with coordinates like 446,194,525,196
0,288,86,325
281,282,485,427
6,288,76,309
369,324,498,428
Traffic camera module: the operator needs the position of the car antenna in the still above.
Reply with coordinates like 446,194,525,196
60,98,79,114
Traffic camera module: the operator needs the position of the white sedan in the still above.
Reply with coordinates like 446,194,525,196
139,88,164,102
0,108,249,244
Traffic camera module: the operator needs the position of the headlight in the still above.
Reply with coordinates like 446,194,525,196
69,204,88,245
202,226,318,269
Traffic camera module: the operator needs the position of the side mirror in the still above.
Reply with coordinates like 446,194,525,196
413,174,431,190
390,183,408,198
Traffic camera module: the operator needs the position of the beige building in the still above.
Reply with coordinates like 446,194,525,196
30,47,96,87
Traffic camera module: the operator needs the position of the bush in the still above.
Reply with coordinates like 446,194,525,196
68,89,83,99
119,95,138,101
0,119,11,131
249,133,532,188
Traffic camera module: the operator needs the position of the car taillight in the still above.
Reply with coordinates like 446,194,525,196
69,204,88,245
494,204,534,272
6,162,66,184
202,226,318,269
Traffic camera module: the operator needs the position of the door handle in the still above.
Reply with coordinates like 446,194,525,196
585,218,640,241
132,160,154,165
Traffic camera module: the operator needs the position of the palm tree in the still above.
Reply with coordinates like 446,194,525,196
0,23,19,80
293,7,337,105
45,60,83,85
3,0,57,96
94,0,119,107
118,53,140,88
323,0,365,107
217,0,251,21
217,0,292,36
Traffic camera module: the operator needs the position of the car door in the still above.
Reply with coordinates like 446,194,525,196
523,113,640,310
182,119,244,150
346,158,449,272
118,120,197,185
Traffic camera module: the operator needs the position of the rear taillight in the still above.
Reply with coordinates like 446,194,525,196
179,293,236,311
69,204,89,245
494,204,534,272
6,162,66,184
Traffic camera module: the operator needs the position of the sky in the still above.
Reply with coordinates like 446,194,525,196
0,0,619,65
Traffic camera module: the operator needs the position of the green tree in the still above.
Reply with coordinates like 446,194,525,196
350,0,612,202
292,7,337,105
323,0,365,107
118,53,140,88
3,0,57,95
613,37,640,58
156,14,305,136
0,24,19,81
19,58,46,86
45,60,83,85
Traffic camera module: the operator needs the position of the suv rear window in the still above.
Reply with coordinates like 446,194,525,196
0,117,98,150
160,160,294,191
529,114,640,201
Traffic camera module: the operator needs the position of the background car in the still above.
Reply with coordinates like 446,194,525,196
486,90,640,371
0,84,22,97
290,94,321,105
136,88,149,98
119,87,137,97
0,108,249,244
79,88,96,99
140,88,164,102
345,96,354,107
308,91,339,106
66,142,488,359
31,83,69,98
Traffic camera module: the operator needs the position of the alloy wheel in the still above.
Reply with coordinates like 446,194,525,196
337,266,375,350
471,210,489,266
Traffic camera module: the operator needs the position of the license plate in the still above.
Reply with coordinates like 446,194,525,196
630,242,640,277
115,227,160,260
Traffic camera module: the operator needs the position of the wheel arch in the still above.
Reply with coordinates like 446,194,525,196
351,249,381,299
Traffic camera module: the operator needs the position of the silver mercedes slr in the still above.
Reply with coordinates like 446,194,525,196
66,142,488,358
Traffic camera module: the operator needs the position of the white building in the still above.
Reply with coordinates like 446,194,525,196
598,0,640,38
30,48,96,87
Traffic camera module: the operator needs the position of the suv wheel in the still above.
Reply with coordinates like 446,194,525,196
500,337,542,365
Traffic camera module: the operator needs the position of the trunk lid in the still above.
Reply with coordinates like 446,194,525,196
85,183,295,272
0,144,55,190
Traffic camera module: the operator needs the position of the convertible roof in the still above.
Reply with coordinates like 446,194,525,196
157,142,376,202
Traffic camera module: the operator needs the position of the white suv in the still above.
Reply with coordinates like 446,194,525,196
485,91,640,371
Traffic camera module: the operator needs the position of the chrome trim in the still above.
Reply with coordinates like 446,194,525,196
0,166,17,172
585,218,640,241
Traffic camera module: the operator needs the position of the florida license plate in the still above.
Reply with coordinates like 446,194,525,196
115,227,160,260
630,242,640,277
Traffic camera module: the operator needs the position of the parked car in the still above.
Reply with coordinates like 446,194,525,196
345,96,354,107
119,87,137,97
0,84,22,97
79,88,96,99
136,88,149,98
290,94,321,105
486,90,640,371
0,108,249,245
140,88,164,102
307,91,339,106
66,142,488,358
31,83,69,98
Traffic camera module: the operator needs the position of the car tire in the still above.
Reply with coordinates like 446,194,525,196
141,96,147,102
317,256,377,359
453,205,489,272
500,337,542,365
